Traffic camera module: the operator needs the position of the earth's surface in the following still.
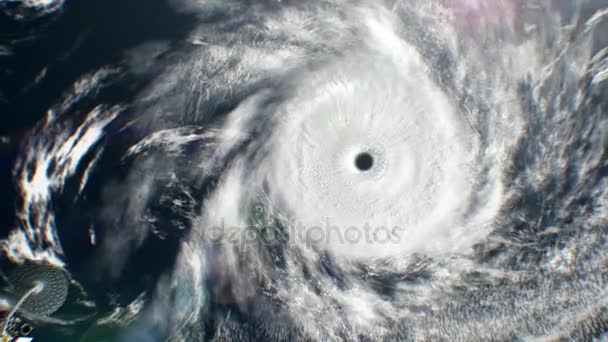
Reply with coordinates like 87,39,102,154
0,0,607,341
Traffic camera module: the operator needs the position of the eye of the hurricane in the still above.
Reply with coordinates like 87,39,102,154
354,152,374,172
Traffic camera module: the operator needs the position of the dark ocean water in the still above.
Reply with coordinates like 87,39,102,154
1,1,196,340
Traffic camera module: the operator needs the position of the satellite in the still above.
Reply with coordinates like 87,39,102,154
0,262,68,341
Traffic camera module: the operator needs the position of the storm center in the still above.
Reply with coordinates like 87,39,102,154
354,152,374,171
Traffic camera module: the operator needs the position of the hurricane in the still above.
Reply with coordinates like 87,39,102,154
1,0,607,341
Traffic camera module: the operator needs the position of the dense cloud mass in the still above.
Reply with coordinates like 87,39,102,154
1,0,608,340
